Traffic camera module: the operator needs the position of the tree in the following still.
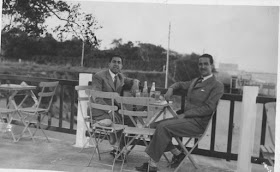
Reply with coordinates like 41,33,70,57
2,0,70,36
2,0,102,65
53,3,102,66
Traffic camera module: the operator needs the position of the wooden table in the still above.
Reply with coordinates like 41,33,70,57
0,83,37,141
0,84,37,109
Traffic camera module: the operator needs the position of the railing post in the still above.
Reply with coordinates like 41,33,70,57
74,73,92,147
237,86,259,172
226,100,235,161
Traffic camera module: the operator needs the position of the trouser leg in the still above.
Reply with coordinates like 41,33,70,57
145,118,203,162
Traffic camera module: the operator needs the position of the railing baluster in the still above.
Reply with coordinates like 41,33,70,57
226,100,235,161
59,85,64,128
70,86,75,131
259,103,267,157
210,111,217,154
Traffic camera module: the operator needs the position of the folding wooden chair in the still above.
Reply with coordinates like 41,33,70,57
86,89,125,167
18,81,59,142
75,85,95,152
113,96,170,171
174,111,216,171
0,108,17,141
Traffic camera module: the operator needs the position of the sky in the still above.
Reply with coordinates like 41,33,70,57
1,0,279,74
54,0,279,74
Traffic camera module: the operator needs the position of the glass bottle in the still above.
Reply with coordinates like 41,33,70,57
132,80,140,97
142,81,148,97
150,82,156,98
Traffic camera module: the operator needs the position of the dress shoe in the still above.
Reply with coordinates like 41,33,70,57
170,152,186,168
110,149,127,161
110,149,117,156
135,162,157,172
135,162,148,171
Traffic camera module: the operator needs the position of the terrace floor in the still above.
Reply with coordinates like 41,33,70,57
0,125,273,172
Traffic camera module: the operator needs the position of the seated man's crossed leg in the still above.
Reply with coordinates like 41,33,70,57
136,117,204,171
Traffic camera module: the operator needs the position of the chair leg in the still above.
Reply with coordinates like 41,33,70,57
175,137,199,170
17,121,35,142
39,126,50,142
87,132,102,166
31,114,50,142
79,138,90,153
17,112,36,142
113,133,129,172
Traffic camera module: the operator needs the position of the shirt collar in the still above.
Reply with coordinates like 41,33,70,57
201,74,213,82
109,69,118,81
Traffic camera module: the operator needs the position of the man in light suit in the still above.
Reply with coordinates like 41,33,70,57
136,54,224,172
91,55,139,157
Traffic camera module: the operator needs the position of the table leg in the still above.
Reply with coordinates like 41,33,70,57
145,108,165,127
2,112,17,142
167,106,178,118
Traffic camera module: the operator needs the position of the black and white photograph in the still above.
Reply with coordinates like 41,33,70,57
0,0,278,172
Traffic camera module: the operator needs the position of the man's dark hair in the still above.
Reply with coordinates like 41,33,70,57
109,54,123,63
199,54,214,64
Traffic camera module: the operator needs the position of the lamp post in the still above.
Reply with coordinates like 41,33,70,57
165,22,171,88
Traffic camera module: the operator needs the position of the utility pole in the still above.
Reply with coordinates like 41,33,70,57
81,41,85,67
165,22,171,88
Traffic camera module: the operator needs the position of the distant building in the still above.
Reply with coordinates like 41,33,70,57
217,63,276,97
219,63,239,71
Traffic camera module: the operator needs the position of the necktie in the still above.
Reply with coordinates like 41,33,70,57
114,75,118,88
194,77,203,87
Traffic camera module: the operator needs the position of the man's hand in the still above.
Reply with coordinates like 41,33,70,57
164,88,173,102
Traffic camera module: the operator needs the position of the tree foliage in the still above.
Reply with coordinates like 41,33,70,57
2,0,101,47
1,29,202,82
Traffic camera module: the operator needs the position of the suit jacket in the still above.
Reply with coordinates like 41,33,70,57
170,75,224,130
90,69,134,120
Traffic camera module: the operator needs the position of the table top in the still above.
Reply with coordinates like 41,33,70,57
0,84,36,91
150,100,172,107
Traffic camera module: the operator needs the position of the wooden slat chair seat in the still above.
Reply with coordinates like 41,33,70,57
92,123,125,132
124,126,155,136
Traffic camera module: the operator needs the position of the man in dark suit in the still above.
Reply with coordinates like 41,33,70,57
91,55,139,156
136,54,224,172
91,55,139,122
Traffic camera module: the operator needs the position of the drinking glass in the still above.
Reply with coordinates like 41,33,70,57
155,91,161,101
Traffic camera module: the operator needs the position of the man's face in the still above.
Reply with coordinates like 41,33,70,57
198,57,213,77
109,57,123,74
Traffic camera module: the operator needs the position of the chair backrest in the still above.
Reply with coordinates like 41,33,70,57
86,89,119,123
197,111,216,138
37,81,59,111
116,96,155,127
